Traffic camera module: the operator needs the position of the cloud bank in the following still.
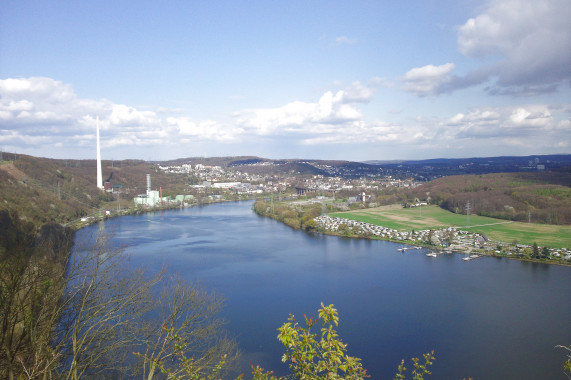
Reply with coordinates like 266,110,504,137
0,76,569,159
403,0,571,96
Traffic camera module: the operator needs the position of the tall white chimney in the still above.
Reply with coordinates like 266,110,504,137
96,116,103,189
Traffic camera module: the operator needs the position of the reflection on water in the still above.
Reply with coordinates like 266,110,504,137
75,201,571,379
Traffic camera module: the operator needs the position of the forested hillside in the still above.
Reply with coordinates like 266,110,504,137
0,156,239,379
0,155,184,229
410,169,571,225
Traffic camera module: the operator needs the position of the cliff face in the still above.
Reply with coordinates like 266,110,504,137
0,209,37,258
0,209,74,263
36,222,76,263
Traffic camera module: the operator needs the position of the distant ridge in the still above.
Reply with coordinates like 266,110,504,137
150,153,571,180
363,154,571,166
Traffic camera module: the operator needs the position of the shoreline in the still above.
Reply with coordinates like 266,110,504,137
65,197,258,231
68,199,570,267
252,201,571,267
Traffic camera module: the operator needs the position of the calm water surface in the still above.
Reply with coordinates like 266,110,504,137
76,201,571,379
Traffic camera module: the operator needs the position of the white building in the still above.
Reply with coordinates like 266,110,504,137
134,190,162,206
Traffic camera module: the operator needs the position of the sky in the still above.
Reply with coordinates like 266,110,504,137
1,0,570,162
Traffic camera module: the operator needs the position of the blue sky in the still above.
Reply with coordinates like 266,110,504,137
1,0,570,161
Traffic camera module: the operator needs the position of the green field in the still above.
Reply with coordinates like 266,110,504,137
330,205,571,248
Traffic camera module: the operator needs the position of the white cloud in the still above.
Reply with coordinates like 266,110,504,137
342,81,376,103
109,104,160,129
457,0,571,95
507,108,551,128
404,63,456,81
234,81,378,137
0,77,243,156
402,63,456,96
334,36,356,45
234,87,370,136
557,119,571,130
300,121,408,145
1,76,569,160
0,77,80,128
0,77,75,103
401,0,571,97
441,104,558,140
458,0,568,58
167,118,242,142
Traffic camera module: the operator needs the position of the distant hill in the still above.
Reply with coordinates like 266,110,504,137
161,156,372,177
364,154,571,180
409,169,571,225
161,156,262,168
364,154,571,167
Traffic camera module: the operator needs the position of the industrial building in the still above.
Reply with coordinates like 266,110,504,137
134,174,168,207
133,174,194,207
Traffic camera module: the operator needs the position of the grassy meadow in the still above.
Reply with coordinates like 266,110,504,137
330,205,571,248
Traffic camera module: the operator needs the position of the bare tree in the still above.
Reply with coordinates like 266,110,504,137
0,252,63,380
53,232,162,379
137,275,239,380
0,215,69,380
2,218,238,379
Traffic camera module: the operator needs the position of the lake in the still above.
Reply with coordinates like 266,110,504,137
75,201,571,379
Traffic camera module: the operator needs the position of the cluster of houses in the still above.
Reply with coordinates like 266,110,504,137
159,163,270,185
158,164,289,193
190,181,265,195
313,215,480,248
313,215,571,261
157,163,420,197
498,244,571,260
297,174,420,194
549,248,571,259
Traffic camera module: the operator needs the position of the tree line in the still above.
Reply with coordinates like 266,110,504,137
408,171,571,225
253,200,323,231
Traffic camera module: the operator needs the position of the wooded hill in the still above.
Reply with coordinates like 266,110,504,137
3,153,571,229
0,155,183,231
161,156,371,177
409,169,571,225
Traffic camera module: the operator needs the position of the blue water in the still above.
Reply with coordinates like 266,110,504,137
75,201,571,379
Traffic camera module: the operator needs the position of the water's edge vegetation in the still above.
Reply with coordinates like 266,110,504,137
252,199,571,266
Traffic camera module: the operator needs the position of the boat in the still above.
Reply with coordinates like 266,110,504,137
426,252,438,257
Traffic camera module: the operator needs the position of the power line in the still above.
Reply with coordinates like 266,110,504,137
466,201,471,227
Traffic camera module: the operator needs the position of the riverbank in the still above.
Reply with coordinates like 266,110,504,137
252,199,571,266
314,214,571,266
65,196,263,231
81,200,571,380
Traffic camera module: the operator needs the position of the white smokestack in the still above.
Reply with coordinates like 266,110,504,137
146,174,151,194
96,116,103,189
